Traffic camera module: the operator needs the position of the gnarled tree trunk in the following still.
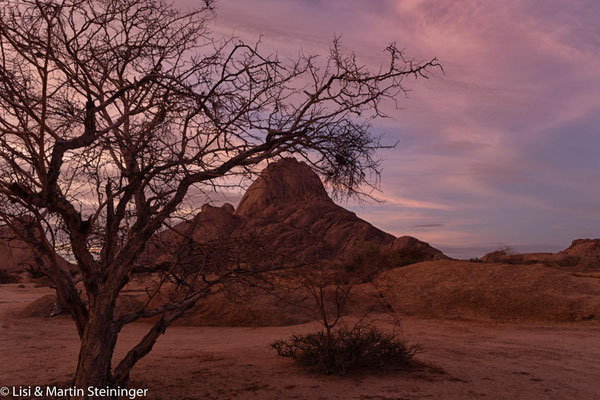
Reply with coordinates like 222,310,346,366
72,292,119,396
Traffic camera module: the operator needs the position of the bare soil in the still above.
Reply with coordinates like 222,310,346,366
1,284,599,399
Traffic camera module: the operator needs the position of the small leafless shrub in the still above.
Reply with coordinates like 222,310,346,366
272,326,417,375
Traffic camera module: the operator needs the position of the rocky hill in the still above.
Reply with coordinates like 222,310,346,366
143,158,446,268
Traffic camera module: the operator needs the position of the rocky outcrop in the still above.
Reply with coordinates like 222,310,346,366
559,239,600,267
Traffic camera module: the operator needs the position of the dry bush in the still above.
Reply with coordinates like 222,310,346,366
272,326,417,375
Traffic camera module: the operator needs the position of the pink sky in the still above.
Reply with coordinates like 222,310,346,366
178,0,600,258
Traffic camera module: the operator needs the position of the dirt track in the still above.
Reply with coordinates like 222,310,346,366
1,284,599,399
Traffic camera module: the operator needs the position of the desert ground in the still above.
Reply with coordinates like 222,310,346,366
1,284,599,400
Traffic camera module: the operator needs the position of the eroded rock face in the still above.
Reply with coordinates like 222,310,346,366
146,157,446,267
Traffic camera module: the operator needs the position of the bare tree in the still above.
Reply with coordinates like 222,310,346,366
0,0,440,393
294,267,354,338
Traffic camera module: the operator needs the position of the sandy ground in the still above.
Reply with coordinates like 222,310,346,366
1,284,599,400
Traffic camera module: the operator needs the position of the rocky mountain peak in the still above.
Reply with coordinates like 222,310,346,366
235,158,330,217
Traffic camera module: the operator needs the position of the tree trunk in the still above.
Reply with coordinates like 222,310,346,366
72,294,119,399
